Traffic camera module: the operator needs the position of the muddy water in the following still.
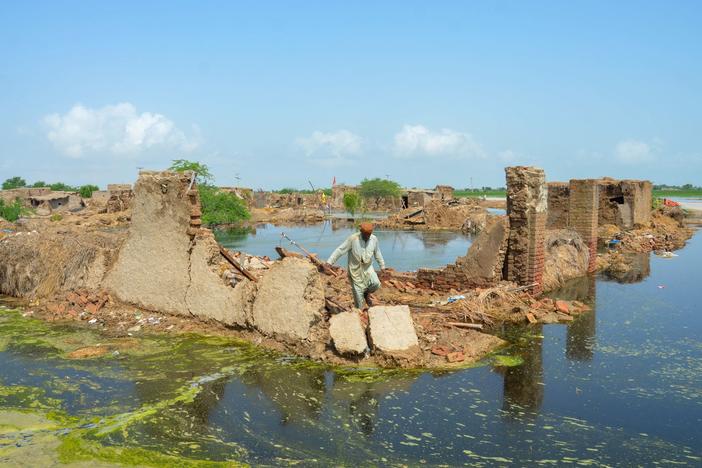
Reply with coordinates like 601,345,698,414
1,236,701,465
217,222,475,271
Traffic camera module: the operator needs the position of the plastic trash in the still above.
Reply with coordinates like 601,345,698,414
447,295,466,304
656,251,678,258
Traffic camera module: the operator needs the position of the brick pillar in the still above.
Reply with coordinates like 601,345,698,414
504,166,547,295
568,179,599,273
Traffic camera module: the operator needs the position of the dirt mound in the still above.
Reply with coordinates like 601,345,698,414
597,209,694,253
250,207,325,224
379,199,489,232
542,229,589,292
0,228,124,299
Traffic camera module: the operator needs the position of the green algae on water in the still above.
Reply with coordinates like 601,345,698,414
493,354,524,367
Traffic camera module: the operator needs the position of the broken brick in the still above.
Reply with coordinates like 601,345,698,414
555,300,570,314
446,351,465,363
431,345,450,356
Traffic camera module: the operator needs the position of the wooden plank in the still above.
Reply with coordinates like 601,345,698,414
446,322,483,330
219,246,257,282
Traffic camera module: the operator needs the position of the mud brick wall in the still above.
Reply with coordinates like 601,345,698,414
546,182,570,229
621,180,652,227
568,179,599,273
504,167,547,295
187,184,203,237
416,264,464,291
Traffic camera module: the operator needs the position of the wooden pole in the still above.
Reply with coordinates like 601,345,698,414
219,246,257,282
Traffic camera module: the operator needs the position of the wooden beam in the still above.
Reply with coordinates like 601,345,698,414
219,246,257,282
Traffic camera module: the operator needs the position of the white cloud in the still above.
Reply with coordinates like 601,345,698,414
43,102,198,158
614,139,659,164
393,124,486,159
295,130,362,166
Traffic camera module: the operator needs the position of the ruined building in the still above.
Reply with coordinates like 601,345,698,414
547,179,652,230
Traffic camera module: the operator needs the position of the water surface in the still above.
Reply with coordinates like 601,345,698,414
217,222,474,271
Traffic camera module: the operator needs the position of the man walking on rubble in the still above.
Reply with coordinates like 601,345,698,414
326,222,385,309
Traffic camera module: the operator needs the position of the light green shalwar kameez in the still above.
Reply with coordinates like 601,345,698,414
327,232,385,308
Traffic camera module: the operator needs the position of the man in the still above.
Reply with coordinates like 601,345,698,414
326,222,385,309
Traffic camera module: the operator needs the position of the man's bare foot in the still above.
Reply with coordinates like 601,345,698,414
364,292,374,307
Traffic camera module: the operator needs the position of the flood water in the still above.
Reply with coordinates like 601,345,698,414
1,233,701,465
217,222,475,271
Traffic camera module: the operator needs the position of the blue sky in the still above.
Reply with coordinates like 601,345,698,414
1,1,700,189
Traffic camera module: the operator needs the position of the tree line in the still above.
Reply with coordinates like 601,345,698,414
2,176,99,198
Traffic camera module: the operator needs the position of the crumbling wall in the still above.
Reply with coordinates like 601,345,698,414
415,216,509,290
105,171,326,337
569,179,599,273
104,184,134,213
546,182,570,229
622,180,652,226
597,179,652,229
504,166,547,295
105,171,196,316
434,185,455,200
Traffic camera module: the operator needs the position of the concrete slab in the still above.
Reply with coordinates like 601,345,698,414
368,305,419,352
329,311,368,355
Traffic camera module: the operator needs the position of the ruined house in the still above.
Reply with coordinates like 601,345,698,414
104,184,134,213
547,178,652,230
404,189,439,208
597,179,652,229
29,192,85,215
220,187,254,207
434,185,455,201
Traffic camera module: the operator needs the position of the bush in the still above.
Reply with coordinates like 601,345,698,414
78,184,100,198
32,181,47,188
169,159,250,225
0,199,26,222
199,186,251,226
2,177,27,190
343,192,362,216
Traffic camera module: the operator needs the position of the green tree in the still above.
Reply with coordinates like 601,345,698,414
199,185,251,226
358,178,402,205
2,177,27,190
169,159,214,185
168,159,250,226
49,182,77,192
32,181,47,188
343,191,362,216
78,184,100,198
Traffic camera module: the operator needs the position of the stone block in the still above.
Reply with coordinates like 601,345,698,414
329,311,368,355
368,305,419,353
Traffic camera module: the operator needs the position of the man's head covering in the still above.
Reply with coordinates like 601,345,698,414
359,222,374,235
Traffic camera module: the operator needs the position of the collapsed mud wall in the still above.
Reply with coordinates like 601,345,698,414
104,171,327,341
0,229,123,299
